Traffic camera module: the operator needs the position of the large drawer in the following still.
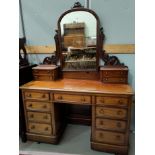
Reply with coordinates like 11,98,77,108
94,130,125,145
24,91,49,101
53,93,91,104
28,122,52,135
96,107,127,119
27,112,51,123
96,118,127,132
25,101,51,112
96,96,128,107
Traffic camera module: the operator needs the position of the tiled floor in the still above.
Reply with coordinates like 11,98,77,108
19,124,135,155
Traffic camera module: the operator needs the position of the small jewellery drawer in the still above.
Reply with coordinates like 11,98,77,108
96,96,128,107
28,122,52,135
24,91,49,101
34,75,54,81
33,69,52,75
25,101,51,112
27,112,51,123
102,70,127,77
53,93,91,104
94,130,125,145
102,77,127,84
96,107,127,119
96,118,127,132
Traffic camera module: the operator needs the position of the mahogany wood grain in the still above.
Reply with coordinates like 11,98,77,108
27,112,51,123
96,107,127,120
28,122,52,135
94,130,125,145
24,91,49,101
95,118,127,132
25,101,51,112
20,79,133,95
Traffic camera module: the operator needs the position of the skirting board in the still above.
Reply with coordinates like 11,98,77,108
25,44,135,54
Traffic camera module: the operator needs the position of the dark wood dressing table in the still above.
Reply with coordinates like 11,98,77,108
20,2,134,155
20,79,133,155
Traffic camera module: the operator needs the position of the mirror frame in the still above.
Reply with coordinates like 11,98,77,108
56,3,101,71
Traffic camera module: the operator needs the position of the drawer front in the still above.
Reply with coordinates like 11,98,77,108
24,91,49,101
28,122,52,135
96,107,127,119
27,112,51,123
94,130,125,145
34,75,53,81
25,101,51,112
102,77,127,84
96,96,128,107
54,93,91,104
102,70,127,77
33,69,52,75
96,118,127,132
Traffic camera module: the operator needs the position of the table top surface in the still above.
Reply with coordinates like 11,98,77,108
20,79,133,95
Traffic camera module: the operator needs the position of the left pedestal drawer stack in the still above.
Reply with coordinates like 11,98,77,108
22,90,65,144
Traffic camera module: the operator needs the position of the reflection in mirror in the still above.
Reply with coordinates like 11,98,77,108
60,11,97,70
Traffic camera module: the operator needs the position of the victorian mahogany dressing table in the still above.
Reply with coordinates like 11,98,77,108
20,2,133,155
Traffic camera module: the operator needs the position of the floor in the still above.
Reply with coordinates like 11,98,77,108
19,124,135,155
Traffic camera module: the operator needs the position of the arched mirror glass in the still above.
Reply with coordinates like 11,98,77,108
59,11,97,71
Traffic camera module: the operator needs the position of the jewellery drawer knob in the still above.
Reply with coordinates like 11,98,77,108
116,122,122,128
31,125,35,129
58,96,62,100
45,127,48,131
43,115,48,119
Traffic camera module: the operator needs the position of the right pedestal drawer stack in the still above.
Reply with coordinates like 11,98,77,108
91,95,132,155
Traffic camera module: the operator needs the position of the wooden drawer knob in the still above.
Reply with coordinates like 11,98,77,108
31,125,35,129
47,71,50,73
105,72,108,75
115,135,121,140
45,127,48,131
42,94,46,98
105,78,108,81
27,94,31,97
30,114,34,118
118,100,123,104
100,120,104,125
117,110,123,115
81,98,86,102
58,96,62,100
43,115,48,119
99,109,104,114
43,105,47,109
116,122,122,128
28,104,32,107
100,99,104,103
99,132,104,138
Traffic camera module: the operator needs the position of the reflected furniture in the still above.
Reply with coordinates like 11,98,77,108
20,2,133,155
